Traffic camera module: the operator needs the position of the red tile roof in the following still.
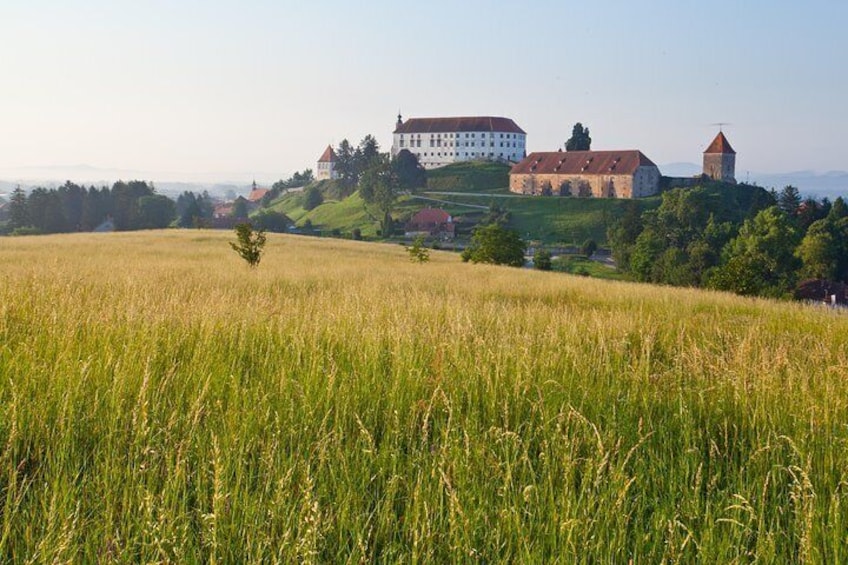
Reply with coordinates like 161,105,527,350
213,203,234,218
409,208,452,227
510,150,657,176
247,188,269,202
704,132,735,154
394,116,525,135
318,145,337,162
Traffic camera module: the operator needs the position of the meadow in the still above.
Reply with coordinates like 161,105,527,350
1,231,847,562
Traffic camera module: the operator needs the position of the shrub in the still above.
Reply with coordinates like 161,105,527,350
303,186,324,211
534,249,552,270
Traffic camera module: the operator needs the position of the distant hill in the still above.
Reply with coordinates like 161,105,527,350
0,164,286,199
660,162,848,199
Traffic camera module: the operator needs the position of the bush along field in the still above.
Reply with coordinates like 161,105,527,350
2,231,848,562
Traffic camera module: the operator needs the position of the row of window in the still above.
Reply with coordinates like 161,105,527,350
414,151,519,159
399,139,523,149
399,132,524,140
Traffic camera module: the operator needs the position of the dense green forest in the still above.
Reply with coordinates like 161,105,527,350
609,183,848,298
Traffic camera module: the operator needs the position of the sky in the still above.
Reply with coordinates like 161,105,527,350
1,0,847,184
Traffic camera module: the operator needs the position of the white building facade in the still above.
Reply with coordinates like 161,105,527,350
392,115,526,169
316,145,339,181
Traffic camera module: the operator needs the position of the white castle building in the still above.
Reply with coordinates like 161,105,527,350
391,114,526,169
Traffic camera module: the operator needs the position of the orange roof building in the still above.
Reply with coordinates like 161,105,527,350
703,131,737,183
404,208,455,239
509,150,661,199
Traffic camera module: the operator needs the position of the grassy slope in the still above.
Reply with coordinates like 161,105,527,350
425,161,511,194
552,255,631,280
269,191,425,237
445,194,660,244
2,231,848,561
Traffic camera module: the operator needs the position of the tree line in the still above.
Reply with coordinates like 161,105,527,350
609,183,848,298
5,181,176,235
3,181,232,235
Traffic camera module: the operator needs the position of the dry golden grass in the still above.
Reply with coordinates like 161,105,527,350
1,230,847,562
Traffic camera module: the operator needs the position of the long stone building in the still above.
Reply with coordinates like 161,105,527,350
392,114,526,169
509,150,661,198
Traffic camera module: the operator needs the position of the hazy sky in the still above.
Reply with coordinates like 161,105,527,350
1,0,846,182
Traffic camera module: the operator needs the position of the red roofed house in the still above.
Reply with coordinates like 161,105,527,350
509,150,661,198
405,208,456,239
213,202,234,218
317,145,339,180
703,131,736,183
392,113,526,169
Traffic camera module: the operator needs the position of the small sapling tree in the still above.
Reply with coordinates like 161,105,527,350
406,235,430,263
230,223,267,268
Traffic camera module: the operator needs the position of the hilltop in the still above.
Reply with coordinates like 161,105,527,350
262,162,779,246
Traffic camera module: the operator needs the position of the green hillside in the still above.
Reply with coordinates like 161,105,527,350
427,193,660,244
2,231,847,562
425,161,511,193
265,169,763,246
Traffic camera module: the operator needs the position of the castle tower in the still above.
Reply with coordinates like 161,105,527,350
703,131,736,183
316,145,338,181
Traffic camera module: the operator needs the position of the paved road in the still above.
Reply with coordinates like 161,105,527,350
422,191,522,199
407,195,488,210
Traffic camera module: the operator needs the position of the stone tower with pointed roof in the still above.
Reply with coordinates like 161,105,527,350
703,131,736,183
316,145,338,181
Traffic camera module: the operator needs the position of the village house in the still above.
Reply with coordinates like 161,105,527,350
213,202,234,219
392,114,526,169
404,208,456,239
316,145,339,180
509,150,661,198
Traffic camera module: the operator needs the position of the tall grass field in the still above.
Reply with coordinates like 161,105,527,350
1,231,847,562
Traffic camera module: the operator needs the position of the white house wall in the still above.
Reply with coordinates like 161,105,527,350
393,131,526,169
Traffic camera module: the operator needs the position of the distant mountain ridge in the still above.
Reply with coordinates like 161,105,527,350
0,164,288,199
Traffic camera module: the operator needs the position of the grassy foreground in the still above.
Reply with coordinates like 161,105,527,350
1,231,848,562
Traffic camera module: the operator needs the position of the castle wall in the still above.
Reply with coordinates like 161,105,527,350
703,153,736,183
509,173,636,198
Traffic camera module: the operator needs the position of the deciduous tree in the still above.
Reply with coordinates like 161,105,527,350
461,223,526,267
709,206,800,297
